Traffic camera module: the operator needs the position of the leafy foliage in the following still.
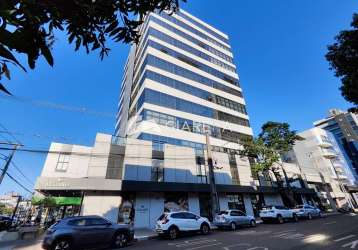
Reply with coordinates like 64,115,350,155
326,13,358,111
0,0,184,94
0,204,13,215
242,121,303,174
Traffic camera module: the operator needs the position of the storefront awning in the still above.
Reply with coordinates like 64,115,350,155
32,196,82,206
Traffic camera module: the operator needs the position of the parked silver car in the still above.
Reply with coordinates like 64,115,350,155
293,205,322,219
214,210,256,230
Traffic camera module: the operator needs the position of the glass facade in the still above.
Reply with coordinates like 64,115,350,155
137,89,250,127
141,109,251,142
133,70,245,114
149,16,233,63
176,11,229,44
158,12,231,51
146,27,235,72
146,40,239,86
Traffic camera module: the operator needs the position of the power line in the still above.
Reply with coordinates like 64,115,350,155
0,94,115,118
0,123,22,145
5,172,33,194
11,161,35,186
0,146,222,159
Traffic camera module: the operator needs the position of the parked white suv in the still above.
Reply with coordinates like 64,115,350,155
156,211,211,239
259,205,298,224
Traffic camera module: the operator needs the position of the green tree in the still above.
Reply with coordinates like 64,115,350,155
0,204,13,215
242,121,303,207
0,0,185,94
326,13,358,112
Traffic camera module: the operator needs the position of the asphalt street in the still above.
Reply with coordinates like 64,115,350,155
127,213,358,250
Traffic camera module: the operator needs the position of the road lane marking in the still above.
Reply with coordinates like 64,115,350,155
334,235,355,242
175,240,218,247
167,238,213,246
246,247,269,250
342,239,358,249
223,243,251,250
324,221,336,225
235,230,272,236
186,242,222,250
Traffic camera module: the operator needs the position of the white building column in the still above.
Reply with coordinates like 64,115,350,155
243,194,254,216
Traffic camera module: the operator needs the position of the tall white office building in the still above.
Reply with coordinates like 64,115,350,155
35,10,317,229
115,9,253,153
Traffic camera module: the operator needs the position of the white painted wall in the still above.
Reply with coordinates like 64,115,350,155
188,193,200,215
243,194,254,216
81,192,121,223
40,143,91,178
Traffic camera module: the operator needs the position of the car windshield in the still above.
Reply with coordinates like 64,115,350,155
217,211,229,215
158,214,166,220
295,205,304,208
262,206,273,210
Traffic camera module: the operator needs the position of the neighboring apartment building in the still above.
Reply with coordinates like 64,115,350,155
314,109,358,182
35,10,316,229
293,127,358,208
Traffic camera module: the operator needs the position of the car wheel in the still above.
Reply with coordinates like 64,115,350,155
112,232,128,248
250,220,256,227
293,214,298,222
230,222,237,231
307,213,312,220
277,215,284,224
318,212,322,218
52,239,72,250
168,226,179,240
201,223,210,235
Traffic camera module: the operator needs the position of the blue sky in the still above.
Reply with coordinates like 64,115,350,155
0,0,357,195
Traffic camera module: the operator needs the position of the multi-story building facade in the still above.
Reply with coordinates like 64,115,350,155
35,10,316,229
293,127,358,208
314,109,358,182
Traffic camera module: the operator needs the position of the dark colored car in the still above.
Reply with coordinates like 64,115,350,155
42,215,134,250
0,215,13,231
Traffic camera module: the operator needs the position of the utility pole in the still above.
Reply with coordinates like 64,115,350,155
205,133,220,218
11,195,22,220
0,144,18,185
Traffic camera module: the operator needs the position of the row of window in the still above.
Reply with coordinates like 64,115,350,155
158,12,231,52
141,109,251,143
138,132,246,157
140,70,245,114
148,40,239,86
176,11,229,44
149,16,233,63
137,89,250,127
215,95,247,114
136,54,241,98
147,27,236,72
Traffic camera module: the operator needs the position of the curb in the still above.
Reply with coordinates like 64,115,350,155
131,214,348,242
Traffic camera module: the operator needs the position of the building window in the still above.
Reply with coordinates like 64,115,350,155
227,194,245,213
151,159,164,182
56,153,70,172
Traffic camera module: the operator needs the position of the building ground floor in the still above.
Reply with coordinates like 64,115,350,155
36,180,317,229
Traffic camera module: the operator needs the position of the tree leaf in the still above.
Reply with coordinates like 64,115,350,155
41,45,54,66
0,83,12,95
0,45,26,72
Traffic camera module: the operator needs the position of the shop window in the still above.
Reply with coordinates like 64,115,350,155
164,193,188,212
151,159,164,182
227,194,245,213
56,153,70,172
118,193,135,224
